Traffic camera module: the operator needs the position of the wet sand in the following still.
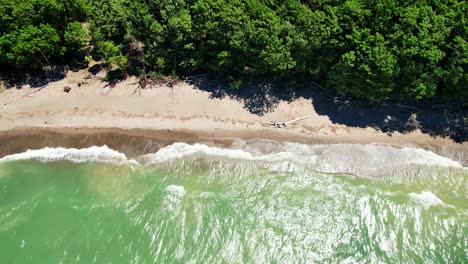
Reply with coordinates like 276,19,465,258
0,127,466,166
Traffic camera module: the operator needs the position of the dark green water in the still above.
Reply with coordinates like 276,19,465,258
0,143,467,263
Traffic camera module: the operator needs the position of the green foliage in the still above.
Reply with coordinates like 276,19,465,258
0,24,60,69
64,22,89,52
329,31,399,102
0,0,466,104
0,0,88,70
86,0,127,44
388,5,449,99
99,41,128,70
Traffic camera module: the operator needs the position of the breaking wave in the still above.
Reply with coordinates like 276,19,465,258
0,146,137,164
0,142,463,178
409,191,454,209
141,142,463,177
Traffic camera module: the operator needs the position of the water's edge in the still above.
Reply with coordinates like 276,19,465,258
1,142,465,179
1,127,466,166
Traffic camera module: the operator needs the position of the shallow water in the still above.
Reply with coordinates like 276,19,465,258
0,143,467,263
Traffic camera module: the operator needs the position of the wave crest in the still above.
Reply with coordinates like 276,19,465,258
0,146,136,164
0,142,462,177
409,191,453,209
141,142,462,177
309,144,462,176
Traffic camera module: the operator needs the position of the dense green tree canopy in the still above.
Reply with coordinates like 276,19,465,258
0,0,466,103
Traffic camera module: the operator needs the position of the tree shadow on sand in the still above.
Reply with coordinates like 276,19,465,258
1,66,68,89
188,78,295,116
188,77,467,143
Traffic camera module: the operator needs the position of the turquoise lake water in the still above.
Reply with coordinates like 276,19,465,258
0,143,466,263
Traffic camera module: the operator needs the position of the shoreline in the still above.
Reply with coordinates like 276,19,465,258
1,127,466,166
0,69,466,164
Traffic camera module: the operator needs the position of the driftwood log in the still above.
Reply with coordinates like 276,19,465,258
3,84,49,106
269,115,310,128
130,77,181,96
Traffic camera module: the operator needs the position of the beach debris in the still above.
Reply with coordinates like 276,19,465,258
2,84,49,106
101,86,111,95
269,121,287,128
186,73,209,80
269,115,310,128
130,76,180,96
63,86,71,93
22,85,47,97
382,102,421,111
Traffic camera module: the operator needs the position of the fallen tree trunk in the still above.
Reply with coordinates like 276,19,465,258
3,85,49,106
285,115,310,125
269,115,310,128
23,85,48,97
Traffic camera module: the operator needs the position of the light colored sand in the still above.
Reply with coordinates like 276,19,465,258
0,69,463,148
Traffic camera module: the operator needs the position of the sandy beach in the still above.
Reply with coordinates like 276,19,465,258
0,69,466,163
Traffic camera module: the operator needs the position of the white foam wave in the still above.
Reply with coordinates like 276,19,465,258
165,185,185,194
409,191,453,209
163,185,186,215
0,146,137,164
141,142,462,177
309,144,462,176
141,143,307,163
141,143,254,164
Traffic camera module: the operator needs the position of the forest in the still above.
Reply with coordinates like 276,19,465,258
0,0,466,104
